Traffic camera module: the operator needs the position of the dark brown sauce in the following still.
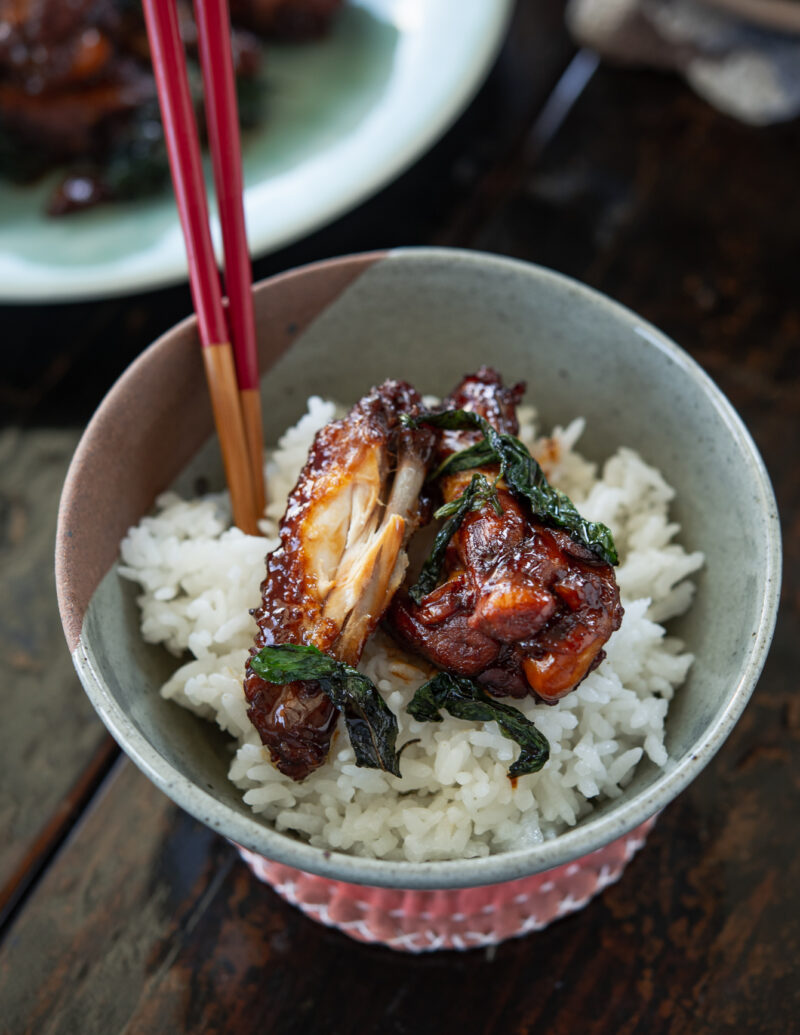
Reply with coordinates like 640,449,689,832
243,381,434,781
387,368,623,704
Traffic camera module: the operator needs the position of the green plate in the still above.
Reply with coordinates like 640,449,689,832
0,0,513,302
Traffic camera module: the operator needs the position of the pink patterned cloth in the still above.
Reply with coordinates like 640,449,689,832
236,815,657,953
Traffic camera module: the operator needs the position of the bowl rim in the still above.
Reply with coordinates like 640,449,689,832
60,246,782,890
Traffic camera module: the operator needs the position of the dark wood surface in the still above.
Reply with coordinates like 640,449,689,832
1,1,797,1030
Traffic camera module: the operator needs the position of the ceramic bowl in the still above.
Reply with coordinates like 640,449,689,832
56,248,781,952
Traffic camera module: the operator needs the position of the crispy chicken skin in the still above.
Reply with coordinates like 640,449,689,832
244,382,435,780
389,368,623,704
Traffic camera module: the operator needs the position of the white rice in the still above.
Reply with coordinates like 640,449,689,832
119,397,703,862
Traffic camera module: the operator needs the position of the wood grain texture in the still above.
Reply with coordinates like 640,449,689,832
202,343,260,534
1,694,796,1035
240,388,266,516
0,761,230,1035
2,3,799,1032
0,429,115,924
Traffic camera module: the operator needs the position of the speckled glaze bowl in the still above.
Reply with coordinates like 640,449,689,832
56,249,780,952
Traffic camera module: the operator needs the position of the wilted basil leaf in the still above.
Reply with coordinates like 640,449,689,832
250,643,400,776
430,438,497,481
408,473,500,605
402,409,618,566
407,671,550,777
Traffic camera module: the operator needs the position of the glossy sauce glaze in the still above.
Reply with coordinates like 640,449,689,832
244,381,434,780
388,368,623,703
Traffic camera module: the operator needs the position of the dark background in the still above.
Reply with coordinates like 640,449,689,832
1,1,798,1031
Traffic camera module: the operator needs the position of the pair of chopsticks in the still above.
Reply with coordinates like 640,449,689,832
143,0,265,535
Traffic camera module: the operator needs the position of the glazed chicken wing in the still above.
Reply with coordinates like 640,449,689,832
389,368,623,703
244,382,435,780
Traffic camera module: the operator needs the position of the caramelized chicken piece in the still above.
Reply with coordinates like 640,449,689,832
0,0,335,211
389,368,623,704
0,0,150,163
0,72,153,163
0,0,125,93
244,382,435,780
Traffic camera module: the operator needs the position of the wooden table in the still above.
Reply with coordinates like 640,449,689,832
1,2,797,1030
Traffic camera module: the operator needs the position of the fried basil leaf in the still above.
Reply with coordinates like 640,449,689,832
250,644,400,776
402,409,618,566
407,672,550,777
408,473,500,605
429,438,497,481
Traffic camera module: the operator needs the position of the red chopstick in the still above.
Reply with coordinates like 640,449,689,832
142,0,261,535
193,0,266,516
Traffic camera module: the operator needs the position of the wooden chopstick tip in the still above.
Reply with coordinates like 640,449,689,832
202,344,260,535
